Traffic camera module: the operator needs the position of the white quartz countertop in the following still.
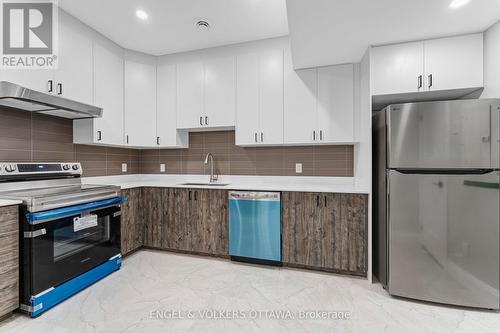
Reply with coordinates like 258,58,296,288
82,174,370,194
0,199,22,207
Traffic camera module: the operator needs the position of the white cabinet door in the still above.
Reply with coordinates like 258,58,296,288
157,63,187,148
204,57,235,127
177,61,204,129
371,41,424,95
284,50,317,144
124,57,157,147
317,64,354,143
0,69,52,93
93,41,124,145
260,50,284,145
236,54,260,145
54,13,93,104
424,34,483,91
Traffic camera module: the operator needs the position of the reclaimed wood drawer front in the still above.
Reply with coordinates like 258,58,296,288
282,192,368,275
0,206,19,317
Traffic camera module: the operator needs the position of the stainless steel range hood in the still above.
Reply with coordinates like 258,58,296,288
0,81,102,119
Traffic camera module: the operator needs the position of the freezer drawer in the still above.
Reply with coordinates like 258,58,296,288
387,99,500,169
228,191,281,263
388,170,500,309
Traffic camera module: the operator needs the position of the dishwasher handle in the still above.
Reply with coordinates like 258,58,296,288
229,191,280,201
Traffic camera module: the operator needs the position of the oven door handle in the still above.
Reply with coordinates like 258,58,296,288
25,197,127,225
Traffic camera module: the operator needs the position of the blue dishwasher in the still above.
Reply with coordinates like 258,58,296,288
228,191,281,265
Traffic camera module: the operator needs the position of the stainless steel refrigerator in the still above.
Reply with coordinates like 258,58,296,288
373,99,500,309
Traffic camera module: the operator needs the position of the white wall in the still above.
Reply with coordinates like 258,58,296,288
482,20,500,98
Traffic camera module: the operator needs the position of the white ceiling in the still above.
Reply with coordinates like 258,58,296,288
287,0,500,69
59,0,288,56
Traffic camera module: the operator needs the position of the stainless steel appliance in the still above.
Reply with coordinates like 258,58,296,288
373,99,500,309
0,162,124,317
228,191,281,265
0,81,102,119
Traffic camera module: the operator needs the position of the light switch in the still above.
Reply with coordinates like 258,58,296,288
160,164,166,173
121,163,127,173
295,163,302,174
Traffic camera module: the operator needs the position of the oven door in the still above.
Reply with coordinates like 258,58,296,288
23,199,122,296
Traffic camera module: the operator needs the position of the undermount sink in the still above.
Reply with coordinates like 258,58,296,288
179,182,229,187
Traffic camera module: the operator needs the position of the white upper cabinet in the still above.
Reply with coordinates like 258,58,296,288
236,50,283,146
204,57,236,127
177,56,236,129
124,53,157,147
424,34,483,91
0,69,52,93
157,63,188,148
236,54,260,145
371,33,483,96
54,12,93,104
92,41,124,145
259,50,284,145
371,41,424,95
177,61,204,129
284,49,355,145
317,64,354,143
284,48,317,144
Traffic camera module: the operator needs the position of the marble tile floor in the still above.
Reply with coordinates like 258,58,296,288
1,249,499,333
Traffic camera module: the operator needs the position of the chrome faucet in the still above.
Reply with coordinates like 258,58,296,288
204,152,218,183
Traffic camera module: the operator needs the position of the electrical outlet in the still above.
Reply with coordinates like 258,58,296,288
121,163,127,173
295,163,303,174
160,164,166,173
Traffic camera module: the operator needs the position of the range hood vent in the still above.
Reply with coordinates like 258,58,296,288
0,81,102,119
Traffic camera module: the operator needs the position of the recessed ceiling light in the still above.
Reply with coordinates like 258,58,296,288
196,20,211,31
136,9,148,20
449,0,470,9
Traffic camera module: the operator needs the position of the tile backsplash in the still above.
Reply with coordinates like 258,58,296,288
0,107,139,177
0,107,354,177
141,131,354,177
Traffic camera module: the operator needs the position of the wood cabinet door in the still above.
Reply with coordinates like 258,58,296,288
282,192,322,267
142,187,163,248
0,206,18,317
339,194,368,274
120,188,143,255
164,188,189,251
200,189,228,256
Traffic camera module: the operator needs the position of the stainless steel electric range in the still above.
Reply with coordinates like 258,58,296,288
0,162,125,317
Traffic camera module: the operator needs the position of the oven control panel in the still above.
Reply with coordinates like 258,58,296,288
0,162,82,177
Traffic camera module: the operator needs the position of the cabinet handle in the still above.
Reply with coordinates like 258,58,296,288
200,116,203,126
126,135,129,144
156,137,160,145
255,132,258,143
319,130,323,141
324,196,327,207
205,116,208,126
194,191,197,201
189,190,192,200
47,80,53,93
97,130,102,141
57,83,62,95
428,74,433,88
313,130,316,141
260,132,264,142
316,195,320,207
418,75,423,89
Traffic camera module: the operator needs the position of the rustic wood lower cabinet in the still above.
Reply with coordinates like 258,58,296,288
121,187,367,277
282,192,368,276
141,187,228,257
121,188,144,256
0,205,19,318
